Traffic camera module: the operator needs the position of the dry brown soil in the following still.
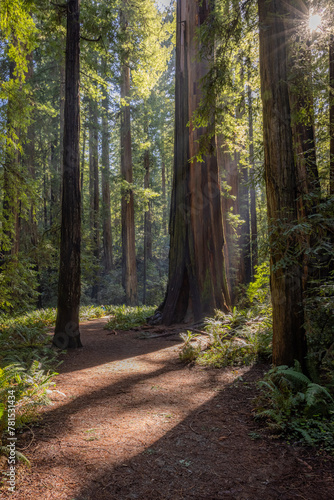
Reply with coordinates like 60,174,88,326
1,318,334,500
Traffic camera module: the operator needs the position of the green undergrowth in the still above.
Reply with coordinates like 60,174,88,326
105,305,157,330
179,263,273,367
179,308,273,367
255,362,334,452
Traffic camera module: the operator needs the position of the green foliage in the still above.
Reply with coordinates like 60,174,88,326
0,257,39,314
0,362,56,435
178,307,272,368
0,0,37,81
179,331,201,363
79,305,113,321
179,267,273,368
247,262,270,312
105,305,156,330
255,363,334,451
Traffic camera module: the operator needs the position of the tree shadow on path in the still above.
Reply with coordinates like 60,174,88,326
72,364,334,500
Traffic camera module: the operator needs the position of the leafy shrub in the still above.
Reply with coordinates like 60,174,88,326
105,305,156,330
179,331,201,363
255,363,334,451
182,308,272,368
247,262,271,315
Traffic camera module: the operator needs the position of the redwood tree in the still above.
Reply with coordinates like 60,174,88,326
160,0,230,325
120,8,138,306
54,0,82,349
101,90,113,273
89,97,100,299
258,0,307,369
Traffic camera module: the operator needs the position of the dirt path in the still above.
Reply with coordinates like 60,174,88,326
2,318,334,499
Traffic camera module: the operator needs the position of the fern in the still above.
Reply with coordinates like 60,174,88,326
255,364,334,451
305,383,333,408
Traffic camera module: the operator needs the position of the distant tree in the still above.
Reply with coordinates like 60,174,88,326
119,6,138,306
88,97,100,299
101,87,113,273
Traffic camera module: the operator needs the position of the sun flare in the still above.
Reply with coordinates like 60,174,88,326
309,13,322,31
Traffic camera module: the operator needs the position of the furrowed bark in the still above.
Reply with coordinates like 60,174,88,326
258,0,307,369
54,0,82,349
101,91,113,273
161,0,230,325
120,8,138,306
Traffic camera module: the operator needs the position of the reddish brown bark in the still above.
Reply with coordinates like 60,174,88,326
161,0,230,325
54,0,82,349
89,98,100,299
247,73,258,278
287,39,319,212
161,159,167,235
101,91,113,273
120,9,138,306
258,0,307,369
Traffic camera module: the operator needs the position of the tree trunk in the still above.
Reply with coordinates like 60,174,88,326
330,35,334,195
238,163,251,286
89,98,100,299
247,69,258,278
81,124,86,199
120,9,138,306
101,91,113,273
258,0,307,370
161,158,167,236
160,0,230,325
218,135,239,302
54,0,82,349
143,133,152,305
287,38,319,212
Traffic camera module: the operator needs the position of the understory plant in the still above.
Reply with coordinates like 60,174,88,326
105,305,156,330
179,263,273,367
255,362,334,451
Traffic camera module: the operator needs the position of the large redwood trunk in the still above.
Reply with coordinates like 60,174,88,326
287,38,319,212
161,0,230,325
258,0,307,369
120,9,138,306
54,0,82,349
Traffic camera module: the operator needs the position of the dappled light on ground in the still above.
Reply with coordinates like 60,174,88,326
2,319,333,499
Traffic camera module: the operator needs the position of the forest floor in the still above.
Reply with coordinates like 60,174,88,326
1,317,334,500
